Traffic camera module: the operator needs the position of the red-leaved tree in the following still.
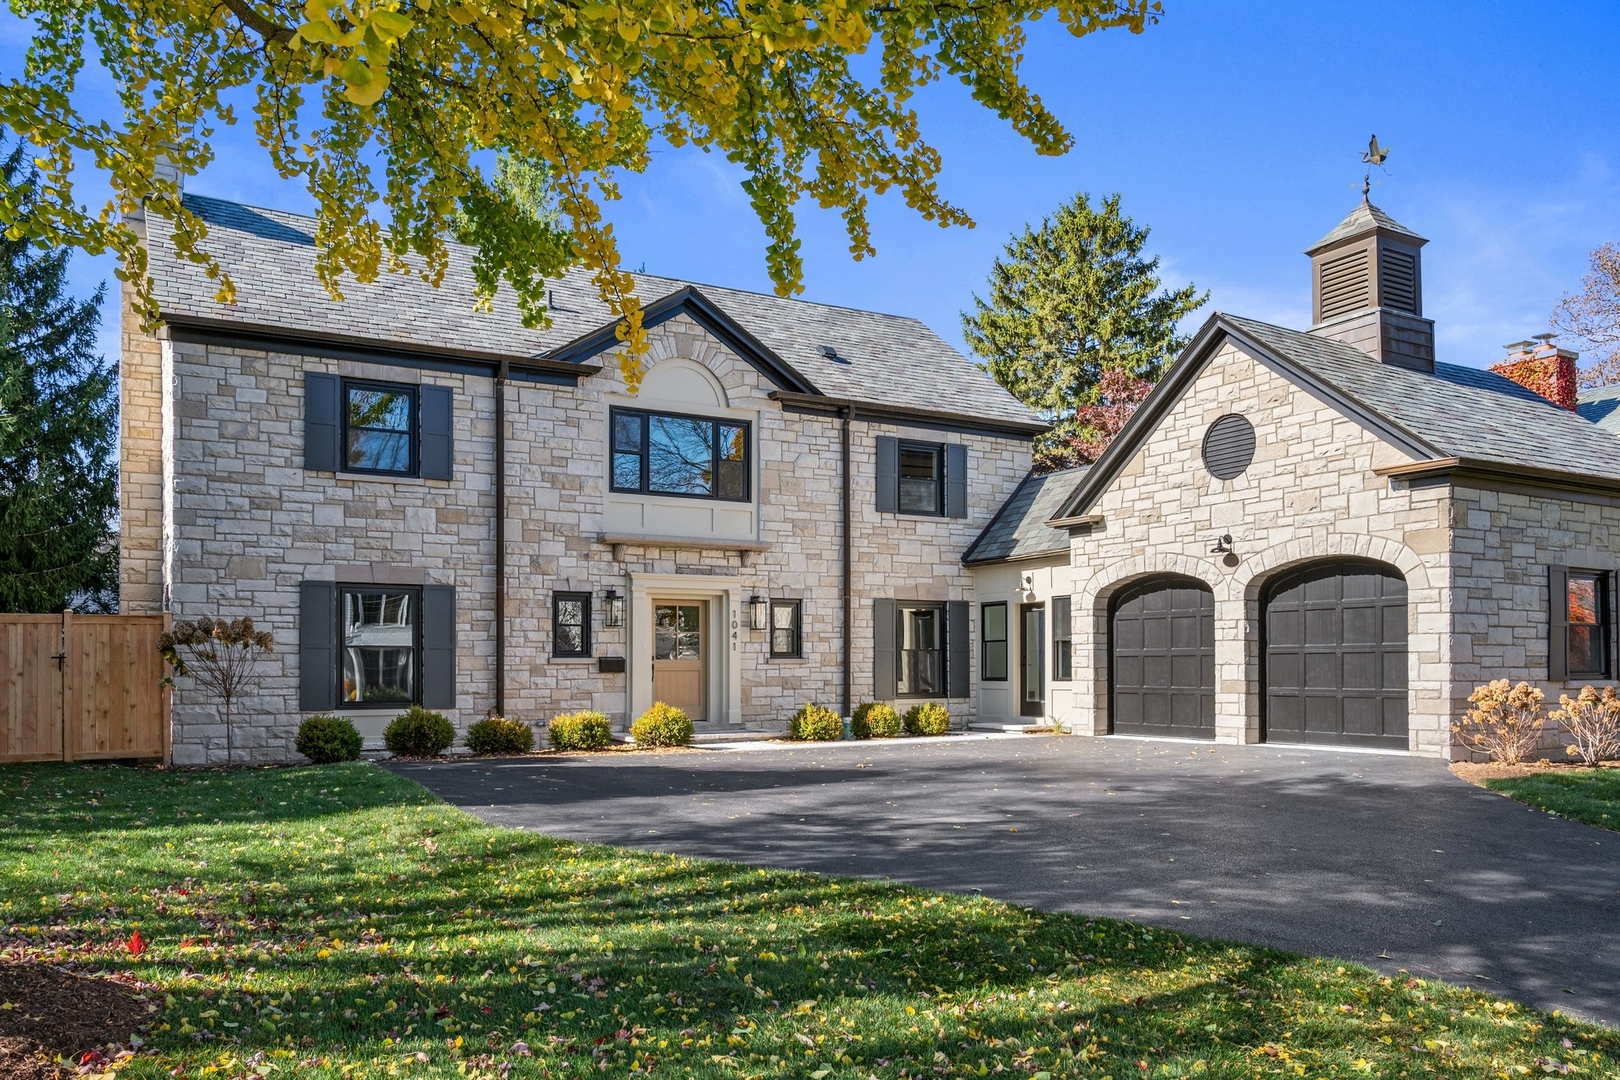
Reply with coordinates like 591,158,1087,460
1034,368,1156,473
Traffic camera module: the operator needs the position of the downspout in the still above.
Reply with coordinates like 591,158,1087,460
494,361,508,718
842,405,854,720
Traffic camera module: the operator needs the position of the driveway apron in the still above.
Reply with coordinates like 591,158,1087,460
387,736,1620,1026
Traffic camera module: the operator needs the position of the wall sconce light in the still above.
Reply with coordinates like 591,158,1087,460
749,594,770,631
604,588,624,628
1210,533,1234,555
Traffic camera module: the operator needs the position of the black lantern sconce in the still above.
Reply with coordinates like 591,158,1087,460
748,594,769,631
604,588,625,628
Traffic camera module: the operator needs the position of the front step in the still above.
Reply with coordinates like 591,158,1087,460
968,721,1063,734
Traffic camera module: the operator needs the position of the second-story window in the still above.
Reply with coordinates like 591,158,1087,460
899,442,944,515
345,380,417,475
611,407,750,501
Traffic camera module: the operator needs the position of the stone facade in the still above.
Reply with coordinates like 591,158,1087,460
1065,340,1457,754
121,303,1031,763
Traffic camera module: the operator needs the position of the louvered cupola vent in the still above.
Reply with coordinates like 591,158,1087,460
1378,248,1419,314
1305,199,1434,372
1319,250,1371,320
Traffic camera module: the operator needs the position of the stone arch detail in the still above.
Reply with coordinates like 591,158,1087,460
636,355,732,409
1232,534,1429,606
1078,553,1224,618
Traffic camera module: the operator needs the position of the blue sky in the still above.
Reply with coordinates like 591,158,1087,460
12,0,1620,370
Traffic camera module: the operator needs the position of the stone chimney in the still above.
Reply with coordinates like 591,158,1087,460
1490,336,1579,410
1305,200,1435,372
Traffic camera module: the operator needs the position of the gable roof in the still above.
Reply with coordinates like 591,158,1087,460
962,467,1088,566
1578,383,1620,436
144,194,1041,429
1054,312,1620,521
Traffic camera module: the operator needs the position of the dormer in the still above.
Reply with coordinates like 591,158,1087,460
1306,200,1435,372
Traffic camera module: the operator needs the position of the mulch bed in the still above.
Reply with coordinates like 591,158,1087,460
1452,759,1620,783
0,962,154,1077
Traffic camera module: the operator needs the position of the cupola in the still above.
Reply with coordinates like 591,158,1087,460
1305,200,1435,372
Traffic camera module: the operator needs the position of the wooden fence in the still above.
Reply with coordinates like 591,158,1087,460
0,613,169,763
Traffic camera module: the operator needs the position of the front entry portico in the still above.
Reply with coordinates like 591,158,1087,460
626,573,744,728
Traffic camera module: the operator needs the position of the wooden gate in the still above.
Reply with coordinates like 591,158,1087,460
0,613,170,763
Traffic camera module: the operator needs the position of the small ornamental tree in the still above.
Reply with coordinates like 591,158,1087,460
1451,680,1546,765
158,617,274,763
1551,685,1620,766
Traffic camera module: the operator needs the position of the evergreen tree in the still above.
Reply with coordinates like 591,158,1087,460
963,192,1206,470
0,140,118,612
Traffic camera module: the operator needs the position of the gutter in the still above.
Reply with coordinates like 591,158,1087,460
1375,457,1620,498
769,391,1048,439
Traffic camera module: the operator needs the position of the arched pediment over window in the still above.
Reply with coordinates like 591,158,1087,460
639,358,729,409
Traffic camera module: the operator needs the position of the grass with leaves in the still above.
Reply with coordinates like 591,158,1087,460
1485,767,1620,833
1,761,1615,1079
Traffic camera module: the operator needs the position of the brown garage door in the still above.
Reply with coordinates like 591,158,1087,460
1110,577,1215,740
1263,560,1407,749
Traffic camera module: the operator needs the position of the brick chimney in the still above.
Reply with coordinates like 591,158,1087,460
1490,336,1578,411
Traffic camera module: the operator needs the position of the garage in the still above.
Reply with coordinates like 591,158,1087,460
1263,560,1408,749
1110,576,1215,739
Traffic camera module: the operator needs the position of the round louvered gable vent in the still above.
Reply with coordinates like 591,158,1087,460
1202,414,1256,481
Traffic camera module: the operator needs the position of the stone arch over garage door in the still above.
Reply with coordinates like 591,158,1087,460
1110,575,1215,740
1262,559,1407,749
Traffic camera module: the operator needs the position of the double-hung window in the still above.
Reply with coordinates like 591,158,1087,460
1051,595,1073,681
340,586,419,704
1560,570,1611,679
981,602,1008,681
898,442,944,515
897,603,946,696
553,592,592,658
344,380,418,475
611,407,749,501
770,600,802,659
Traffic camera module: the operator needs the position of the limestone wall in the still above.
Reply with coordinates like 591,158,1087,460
122,303,1030,762
1068,340,1456,755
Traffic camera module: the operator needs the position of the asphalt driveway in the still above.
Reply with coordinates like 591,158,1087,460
387,734,1620,1026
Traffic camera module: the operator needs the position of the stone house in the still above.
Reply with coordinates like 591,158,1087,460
968,200,1620,755
122,195,1043,763
124,191,1620,762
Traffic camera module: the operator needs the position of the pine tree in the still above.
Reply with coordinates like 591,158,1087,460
963,192,1206,470
0,139,118,612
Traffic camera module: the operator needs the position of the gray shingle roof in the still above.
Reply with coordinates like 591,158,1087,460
962,467,1088,565
1224,315,1620,482
147,195,1039,427
1307,199,1426,252
1578,384,1620,436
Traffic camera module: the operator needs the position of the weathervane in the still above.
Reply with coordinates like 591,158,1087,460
1360,134,1391,199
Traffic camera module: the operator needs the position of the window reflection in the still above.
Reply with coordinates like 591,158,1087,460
341,588,416,703
346,386,414,473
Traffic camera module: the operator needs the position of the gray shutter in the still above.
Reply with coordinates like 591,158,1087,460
945,443,968,518
872,598,896,699
304,373,341,472
947,600,970,699
419,384,454,480
299,581,337,711
1549,565,1569,681
421,584,457,707
875,436,899,513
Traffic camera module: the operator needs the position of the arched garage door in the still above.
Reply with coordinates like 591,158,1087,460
1111,577,1215,740
1263,560,1408,749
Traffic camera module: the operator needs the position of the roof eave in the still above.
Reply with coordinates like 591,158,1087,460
1375,457,1620,497
770,391,1048,438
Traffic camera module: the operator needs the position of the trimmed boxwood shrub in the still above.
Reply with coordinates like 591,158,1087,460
295,714,363,764
903,701,951,737
632,702,694,747
466,716,535,755
851,702,901,740
791,702,844,741
384,706,457,756
549,711,614,751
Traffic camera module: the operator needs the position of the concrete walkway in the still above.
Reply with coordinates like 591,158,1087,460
387,735,1620,1026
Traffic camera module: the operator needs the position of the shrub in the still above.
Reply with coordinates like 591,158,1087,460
466,715,535,755
903,701,951,737
632,702,694,747
549,711,614,751
384,705,457,757
295,714,363,764
1452,680,1546,764
1551,684,1620,765
851,702,901,739
790,702,843,741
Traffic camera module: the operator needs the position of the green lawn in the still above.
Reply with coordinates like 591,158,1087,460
1485,768,1620,832
1,763,1613,1079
